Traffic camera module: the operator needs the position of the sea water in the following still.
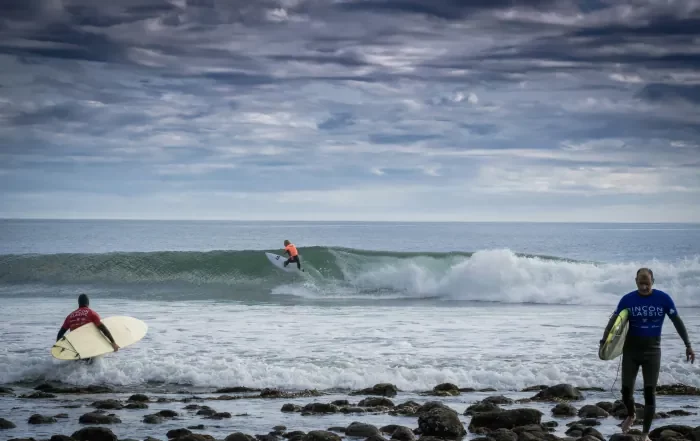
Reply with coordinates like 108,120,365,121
1,220,699,439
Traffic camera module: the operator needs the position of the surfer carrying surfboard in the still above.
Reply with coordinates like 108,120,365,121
282,240,303,271
599,268,694,440
56,294,120,355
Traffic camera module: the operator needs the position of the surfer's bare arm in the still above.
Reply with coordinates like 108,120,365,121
97,323,120,351
56,327,68,341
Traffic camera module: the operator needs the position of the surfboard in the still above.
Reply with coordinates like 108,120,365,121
265,252,304,273
598,308,629,361
51,316,148,360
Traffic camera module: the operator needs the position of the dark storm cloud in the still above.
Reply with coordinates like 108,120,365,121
0,0,699,221
335,0,563,20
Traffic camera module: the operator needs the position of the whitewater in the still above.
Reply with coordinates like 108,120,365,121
1,220,699,391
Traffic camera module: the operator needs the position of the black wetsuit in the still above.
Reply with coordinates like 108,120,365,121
602,289,691,433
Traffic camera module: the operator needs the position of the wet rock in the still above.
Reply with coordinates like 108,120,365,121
416,401,455,415
299,431,343,441
649,425,696,440
340,407,368,414
417,404,466,439
431,383,461,396
391,401,421,416
595,402,614,413
256,434,281,441
144,414,165,424
351,383,399,397
466,402,502,416
488,428,518,441
216,387,260,393
188,425,206,430
655,384,700,396
54,413,69,419
521,385,548,392
0,387,13,394
390,427,416,441
28,414,57,424
145,438,164,441
159,409,179,417
71,426,118,441
666,409,697,417
566,419,600,427
286,433,306,441
364,436,388,441
167,428,192,439
78,413,121,424
125,402,148,409
259,388,321,399
92,399,124,410
302,403,340,414
35,383,113,394
468,409,544,431
332,399,350,406
205,412,232,419
483,396,514,405
577,405,609,419
346,422,381,437
128,393,149,402
196,407,216,416
552,403,577,417
175,435,216,441
281,404,302,412
21,391,56,399
273,426,287,433
609,436,641,441
0,418,16,429
530,384,583,402
49,436,75,441
611,401,645,419
358,397,395,408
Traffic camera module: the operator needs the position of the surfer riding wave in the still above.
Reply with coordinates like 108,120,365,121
283,240,303,272
600,268,695,441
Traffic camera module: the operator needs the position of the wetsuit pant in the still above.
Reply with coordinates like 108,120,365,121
620,336,661,434
284,255,301,269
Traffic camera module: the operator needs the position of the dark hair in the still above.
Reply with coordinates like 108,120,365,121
636,268,654,280
78,293,89,307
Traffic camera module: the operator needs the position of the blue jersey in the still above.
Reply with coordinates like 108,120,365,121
614,289,678,337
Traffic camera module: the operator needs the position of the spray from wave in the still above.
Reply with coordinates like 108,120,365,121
1,247,698,306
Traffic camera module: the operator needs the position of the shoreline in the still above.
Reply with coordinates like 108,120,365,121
1,382,698,441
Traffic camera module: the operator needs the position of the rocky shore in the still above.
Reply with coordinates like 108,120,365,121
1,382,699,441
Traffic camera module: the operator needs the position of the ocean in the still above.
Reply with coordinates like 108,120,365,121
1,219,699,440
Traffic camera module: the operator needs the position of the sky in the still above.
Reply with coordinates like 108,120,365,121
0,0,699,222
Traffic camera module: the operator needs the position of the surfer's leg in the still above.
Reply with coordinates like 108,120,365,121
640,350,661,437
620,352,640,432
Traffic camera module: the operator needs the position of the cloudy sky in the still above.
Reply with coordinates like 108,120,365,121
1,0,699,222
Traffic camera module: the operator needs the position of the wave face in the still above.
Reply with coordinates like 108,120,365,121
1,247,699,306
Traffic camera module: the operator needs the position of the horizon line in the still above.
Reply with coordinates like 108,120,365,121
1,217,699,225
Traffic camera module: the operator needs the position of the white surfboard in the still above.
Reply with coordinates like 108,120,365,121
265,252,304,273
51,316,148,360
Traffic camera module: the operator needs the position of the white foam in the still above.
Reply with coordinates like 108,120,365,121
323,249,700,306
2,298,698,390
